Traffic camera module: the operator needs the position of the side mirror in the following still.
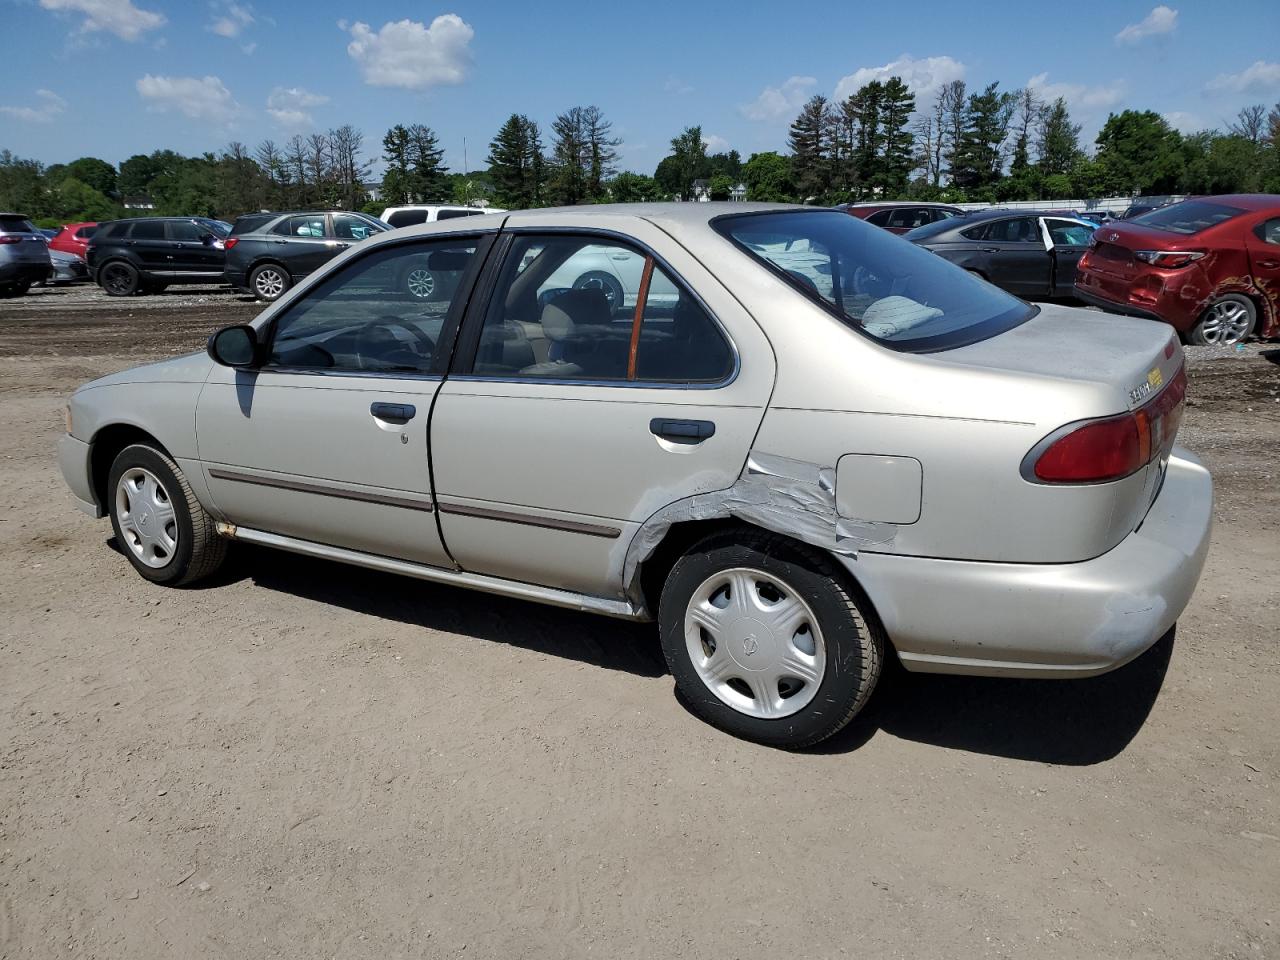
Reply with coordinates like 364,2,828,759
207,324,260,367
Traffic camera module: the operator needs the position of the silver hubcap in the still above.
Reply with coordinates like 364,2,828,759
1200,301,1251,345
115,468,178,569
684,567,826,719
254,268,285,299
407,268,434,299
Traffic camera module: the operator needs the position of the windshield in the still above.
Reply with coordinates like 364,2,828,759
1131,200,1244,235
715,210,1034,351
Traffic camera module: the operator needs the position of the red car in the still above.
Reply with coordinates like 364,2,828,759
1074,195,1280,345
47,221,98,258
837,202,963,235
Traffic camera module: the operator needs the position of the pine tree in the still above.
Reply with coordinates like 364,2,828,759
788,95,834,201
582,105,620,199
549,107,589,205
381,124,412,204
951,83,1013,194
842,82,882,197
1036,98,1081,176
878,77,915,195
487,114,545,209
665,125,709,200
406,124,447,201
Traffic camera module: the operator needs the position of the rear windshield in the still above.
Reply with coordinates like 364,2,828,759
715,210,1034,352
1131,201,1245,235
0,215,36,233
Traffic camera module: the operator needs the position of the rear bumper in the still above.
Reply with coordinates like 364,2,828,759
843,448,1213,678
1073,269,1201,332
58,434,104,518
0,262,51,286
1073,284,1165,322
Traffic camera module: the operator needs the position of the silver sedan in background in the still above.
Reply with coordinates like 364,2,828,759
58,203,1212,748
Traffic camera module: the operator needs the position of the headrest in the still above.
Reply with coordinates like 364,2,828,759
540,287,611,341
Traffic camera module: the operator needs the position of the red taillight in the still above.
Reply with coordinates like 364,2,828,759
1030,367,1186,484
1134,250,1204,269
223,237,239,249
0,235,21,245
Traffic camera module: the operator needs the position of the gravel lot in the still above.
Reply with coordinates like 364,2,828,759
2,283,1278,959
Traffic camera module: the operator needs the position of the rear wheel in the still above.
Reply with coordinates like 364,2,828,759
0,281,31,298
1189,294,1255,345
107,444,227,586
658,529,883,748
99,261,140,297
400,263,435,301
249,263,291,301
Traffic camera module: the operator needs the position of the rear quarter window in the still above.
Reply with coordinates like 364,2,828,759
387,209,429,228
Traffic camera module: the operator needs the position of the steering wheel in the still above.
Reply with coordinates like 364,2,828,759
353,316,437,370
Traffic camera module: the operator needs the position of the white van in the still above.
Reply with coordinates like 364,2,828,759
379,205,506,229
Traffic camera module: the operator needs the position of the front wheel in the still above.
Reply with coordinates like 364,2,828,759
400,263,436,300
107,444,227,586
1189,294,1255,345
658,530,883,748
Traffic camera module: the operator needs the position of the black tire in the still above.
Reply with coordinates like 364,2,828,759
249,263,292,302
99,261,140,297
658,529,883,749
0,281,30,298
107,443,227,586
1188,293,1256,346
573,270,625,315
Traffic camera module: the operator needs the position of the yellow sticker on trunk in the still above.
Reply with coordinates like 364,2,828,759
1148,368,1164,389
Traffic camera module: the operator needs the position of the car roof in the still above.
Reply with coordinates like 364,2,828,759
840,201,959,209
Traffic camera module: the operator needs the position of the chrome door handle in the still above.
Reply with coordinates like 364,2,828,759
1258,259,1280,269
371,402,416,424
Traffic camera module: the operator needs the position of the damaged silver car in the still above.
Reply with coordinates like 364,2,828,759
57,204,1212,748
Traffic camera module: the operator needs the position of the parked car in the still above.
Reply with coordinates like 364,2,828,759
380,204,505,229
45,247,89,285
904,209,1096,299
57,204,1211,749
0,212,52,297
86,217,229,296
1117,201,1172,221
224,210,390,301
48,221,99,258
837,202,964,234
1074,194,1280,345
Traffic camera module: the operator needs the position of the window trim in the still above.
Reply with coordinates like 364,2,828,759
448,226,740,390
255,231,498,380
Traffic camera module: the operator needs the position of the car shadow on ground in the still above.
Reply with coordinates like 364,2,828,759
1261,349,1280,365
132,539,1174,764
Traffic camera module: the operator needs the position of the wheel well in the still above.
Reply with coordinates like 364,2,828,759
89,425,170,510
635,518,890,652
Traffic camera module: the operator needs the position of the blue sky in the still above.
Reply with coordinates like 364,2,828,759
3,0,1279,176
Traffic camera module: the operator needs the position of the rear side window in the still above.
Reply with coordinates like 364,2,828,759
437,209,481,221
983,218,1040,243
468,235,733,383
1132,201,1246,235
887,207,932,230
0,216,36,233
865,210,892,226
332,214,384,241
1256,218,1280,245
129,220,165,240
75,225,97,239
386,209,429,228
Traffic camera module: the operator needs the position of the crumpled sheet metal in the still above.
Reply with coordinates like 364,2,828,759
621,451,899,604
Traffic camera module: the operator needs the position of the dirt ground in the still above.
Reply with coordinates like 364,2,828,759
2,283,1277,960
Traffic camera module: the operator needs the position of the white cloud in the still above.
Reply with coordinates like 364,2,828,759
39,0,165,41
208,1,253,38
266,86,329,128
0,89,67,123
1115,5,1177,44
1027,72,1124,111
702,133,731,154
1162,111,1201,133
136,74,240,124
663,75,693,96
834,54,966,104
1206,60,1280,95
343,14,474,90
739,76,817,122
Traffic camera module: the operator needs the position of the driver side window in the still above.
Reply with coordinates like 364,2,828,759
267,239,479,374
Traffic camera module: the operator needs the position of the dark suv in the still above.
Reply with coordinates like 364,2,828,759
224,210,388,301
87,217,230,296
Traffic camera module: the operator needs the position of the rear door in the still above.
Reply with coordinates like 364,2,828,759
1042,218,1095,296
1246,216,1280,309
429,223,775,598
271,214,331,277
978,217,1052,296
124,219,170,271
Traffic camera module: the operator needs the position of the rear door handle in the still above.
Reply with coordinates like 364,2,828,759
650,418,715,444
370,402,416,424
1258,259,1280,269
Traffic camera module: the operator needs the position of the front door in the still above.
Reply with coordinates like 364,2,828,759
980,216,1052,296
1042,218,1095,297
196,234,492,567
166,219,223,276
430,226,775,598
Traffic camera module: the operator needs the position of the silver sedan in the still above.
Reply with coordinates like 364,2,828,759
57,203,1212,748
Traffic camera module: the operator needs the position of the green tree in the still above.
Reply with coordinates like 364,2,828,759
65,157,117,197
1094,110,1183,195
951,82,1013,197
707,150,743,181
788,95,835,201
1036,98,1081,177
840,82,882,197
549,106,589,205
878,77,916,196
608,171,659,202
743,151,795,202
54,177,119,220
406,124,448,201
662,125,710,201
381,124,413,205
487,114,546,209
117,153,163,198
